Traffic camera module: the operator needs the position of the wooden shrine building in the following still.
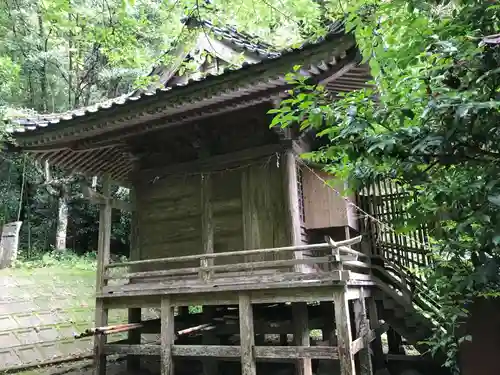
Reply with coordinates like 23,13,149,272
6,19,446,375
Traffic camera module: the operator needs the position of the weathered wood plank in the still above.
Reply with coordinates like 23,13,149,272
103,271,346,294
256,346,339,359
333,289,355,375
100,275,350,302
104,344,159,356
106,256,336,281
161,297,175,375
239,293,256,375
103,344,340,359
101,284,362,310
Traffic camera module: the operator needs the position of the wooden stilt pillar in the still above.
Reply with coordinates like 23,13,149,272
280,333,288,346
127,308,142,371
239,293,256,375
202,306,219,375
320,301,336,344
319,300,337,375
127,187,141,372
353,288,372,375
367,297,386,372
94,176,112,375
334,289,356,375
387,328,404,355
161,297,175,375
94,300,108,375
293,302,313,375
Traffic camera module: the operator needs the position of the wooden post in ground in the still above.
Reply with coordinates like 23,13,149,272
94,176,112,375
320,301,336,344
239,293,256,375
293,302,312,375
353,288,372,375
161,296,175,375
127,187,141,372
367,297,385,372
202,306,219,375
334,289,356,375
280,334,288,346
319,301,337,374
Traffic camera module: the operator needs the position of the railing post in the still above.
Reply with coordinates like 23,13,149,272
200,256,211,281
326,236,343,272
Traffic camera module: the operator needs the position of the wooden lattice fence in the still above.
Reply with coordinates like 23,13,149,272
358,180,430,268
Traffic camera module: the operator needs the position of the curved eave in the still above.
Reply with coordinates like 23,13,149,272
9,33,374,184
11,32,356,147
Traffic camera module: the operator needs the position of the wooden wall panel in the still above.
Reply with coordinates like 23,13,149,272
135,169,247,270
136,175,202,271
302,169,358,231
133,155,290,272
241,156,290,263
211,169,244,266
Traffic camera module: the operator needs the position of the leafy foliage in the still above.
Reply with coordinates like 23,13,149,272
271,0,500,370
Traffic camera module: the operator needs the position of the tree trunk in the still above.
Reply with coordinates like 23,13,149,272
37,7,48,112
55,195,69,251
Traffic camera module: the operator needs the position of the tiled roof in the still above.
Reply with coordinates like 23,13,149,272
183,17,281,58
6,20,346,135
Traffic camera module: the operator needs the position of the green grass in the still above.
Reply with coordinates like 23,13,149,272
4,251,97,312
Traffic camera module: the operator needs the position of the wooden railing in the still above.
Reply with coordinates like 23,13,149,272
103,236,371,288
358,180,441,313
